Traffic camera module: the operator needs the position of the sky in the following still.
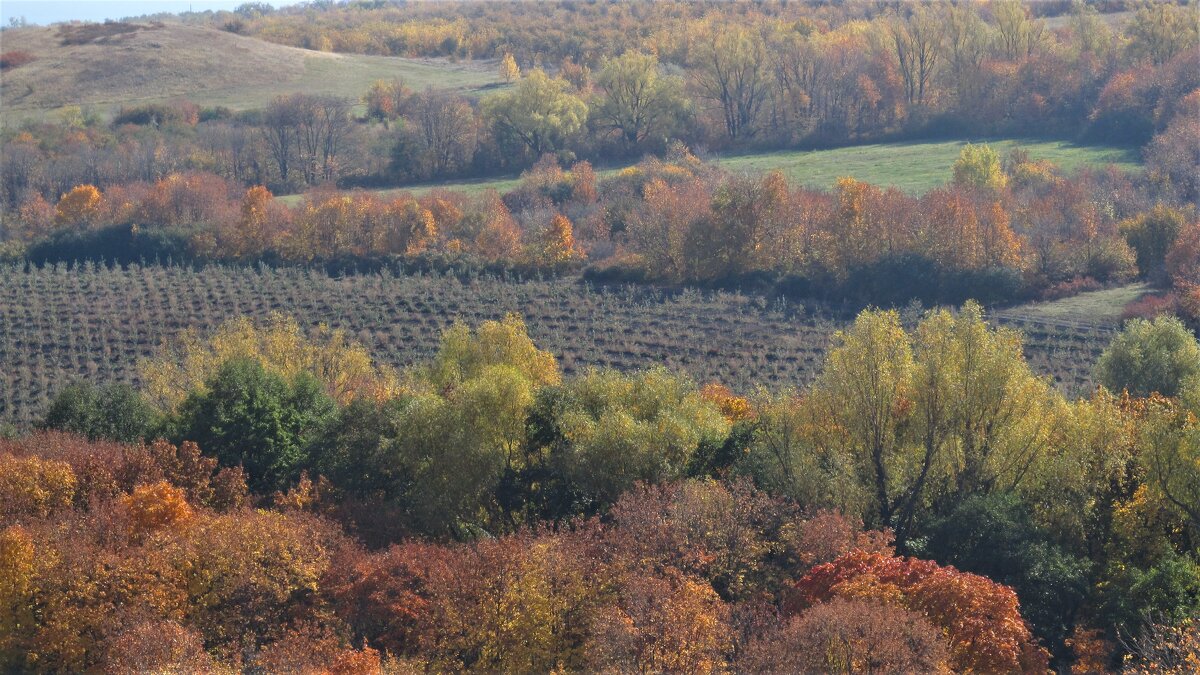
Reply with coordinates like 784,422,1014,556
2,1,306,27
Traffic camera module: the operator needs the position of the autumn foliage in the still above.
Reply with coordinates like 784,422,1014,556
788,549,1051,673
6,302,1200,671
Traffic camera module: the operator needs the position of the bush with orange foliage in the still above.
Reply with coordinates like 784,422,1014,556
0,51,36,70
54,185,104,229
788,549,1050,673
13,194,55,241
473,190,523,261
1166,221,1200,287
587,570,731,674
699,383,755,423
527,213,586,265
324,541,453,657
0,433,247,510
1066,626,1115,674
793,509,895,569
134,172,239,227
121,481,194,536
1122,292,1181,322
740,597,951,674
103,620,216,674
254,623,381,675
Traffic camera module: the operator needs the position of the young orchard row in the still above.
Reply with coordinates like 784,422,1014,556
0,262,1115,428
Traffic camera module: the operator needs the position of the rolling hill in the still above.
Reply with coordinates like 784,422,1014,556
0,21,500,122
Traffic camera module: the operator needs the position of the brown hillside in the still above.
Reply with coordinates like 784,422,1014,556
1,22,319,109
0,22,497,117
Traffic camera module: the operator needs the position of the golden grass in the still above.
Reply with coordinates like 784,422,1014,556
0,22,499,124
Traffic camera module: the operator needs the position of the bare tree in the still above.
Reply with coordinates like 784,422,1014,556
261,95,298,182
262,94,353,185
692,24,770,141
414,90,477,176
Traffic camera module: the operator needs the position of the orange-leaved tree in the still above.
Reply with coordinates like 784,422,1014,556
787,549,1050,673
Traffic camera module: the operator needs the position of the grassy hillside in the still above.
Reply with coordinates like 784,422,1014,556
0,22,500,123
277,137,1141,204
994,282,1150,327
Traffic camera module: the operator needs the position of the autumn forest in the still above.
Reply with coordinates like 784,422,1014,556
0,0,1199,673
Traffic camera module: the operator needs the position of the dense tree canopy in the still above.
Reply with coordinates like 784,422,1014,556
18,305,1200,670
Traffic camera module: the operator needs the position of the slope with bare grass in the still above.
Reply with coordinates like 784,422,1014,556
0,22,499,123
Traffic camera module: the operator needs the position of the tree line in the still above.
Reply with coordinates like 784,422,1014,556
6,305,1199,671
8,148,1200,323
2,1,1197,207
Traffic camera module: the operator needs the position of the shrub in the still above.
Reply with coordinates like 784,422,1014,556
1121,206,1188,280
0,51,36,70
1122,292,1180,322
740,598,951,674
113,102,199,128
172,357,336,492
1098,315,1200,397
40,382,156,443
25,223,196,266
1041,277,1102,302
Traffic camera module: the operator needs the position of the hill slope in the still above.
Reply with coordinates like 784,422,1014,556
0,22,499,120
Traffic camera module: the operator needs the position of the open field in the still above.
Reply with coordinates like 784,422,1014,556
712,138,1141,193
993,282,1151,326
279,137,1142,204
0,22,500,123
0,263,1114,427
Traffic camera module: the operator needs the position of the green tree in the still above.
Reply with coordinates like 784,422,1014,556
39,382,156,443
424,314,560,391
806,308,915,532
736,390,863,515
912,303,1060,510
480,69,587,159
991,0,1045,61
173,357,336,492
922,493,1090,654
1120,206,1187,279
1097,315,1200,398
536,368,730,510
888,5,943,108
1100,550,1200,636
1137,396,1200,535
806,304,1061,543
366,315,561,536
592,51,688,149
307,397,404,497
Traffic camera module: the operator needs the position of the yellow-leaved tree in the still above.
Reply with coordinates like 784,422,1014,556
500,53,521,83
139,313,400,412
0,525,37,664
952,143,1008,192
804,302,1063,542
54,184,104,229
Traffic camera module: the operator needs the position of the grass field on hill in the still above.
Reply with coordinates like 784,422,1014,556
0,22,500,124
277,137,1142,204
994,282,1150,327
